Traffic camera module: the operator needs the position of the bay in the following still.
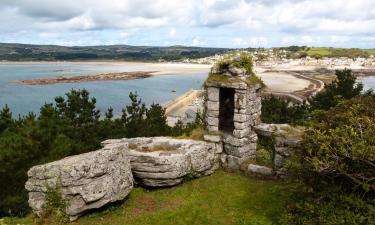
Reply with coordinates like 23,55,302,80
0,62,209,116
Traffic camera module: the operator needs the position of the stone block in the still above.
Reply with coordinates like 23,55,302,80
203,134,221,143
224,143,256,158
207,125,219,133
233,113,248,122
206,110,219,117
233,128,251,138
234,92,247,109
234,121,250,130
206,101,219,111
205,116,219,126
223,135,250,147
206,87,220,102
123,137,220,187
247,164,273,176
25,145,133,221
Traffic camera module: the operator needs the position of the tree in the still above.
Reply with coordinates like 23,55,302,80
310,69,364,110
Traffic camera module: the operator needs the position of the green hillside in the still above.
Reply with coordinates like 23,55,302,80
0,43,230,62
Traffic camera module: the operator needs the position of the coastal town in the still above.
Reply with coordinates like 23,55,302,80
187,49,375,69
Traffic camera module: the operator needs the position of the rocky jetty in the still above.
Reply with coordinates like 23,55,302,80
25,143,133,221
102,137,221,187
16,71,156,85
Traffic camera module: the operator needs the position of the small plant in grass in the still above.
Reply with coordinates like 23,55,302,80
39,186,68,224
256,135,275,167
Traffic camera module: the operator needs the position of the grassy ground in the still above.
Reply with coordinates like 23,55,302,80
1,171,291,225
306,47,370,58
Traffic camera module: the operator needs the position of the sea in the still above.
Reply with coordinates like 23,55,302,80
0,63,208,116
0,63,374,116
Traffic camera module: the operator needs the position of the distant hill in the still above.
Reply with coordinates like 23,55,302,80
0,43,232,62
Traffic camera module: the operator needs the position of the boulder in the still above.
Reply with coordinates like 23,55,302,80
102,137,220,188
247,164,274,177
25,144,133,221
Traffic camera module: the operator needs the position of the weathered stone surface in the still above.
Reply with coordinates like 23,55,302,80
233,113,248,122
206,87,220,102
103,137,220,188
234,121,250,130
224,143,256,158
206,110,219,117
207,125,219,133
234,92,247,109
274,154,285,169
203,134,221,143
206,101,219,111
25,144,133,221
225,155,251,170
206,116,219,126
223,135,250,147
233,128,251,138
228,65,246,76
247,164,273,176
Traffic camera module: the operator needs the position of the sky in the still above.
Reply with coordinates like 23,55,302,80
0,0,374,48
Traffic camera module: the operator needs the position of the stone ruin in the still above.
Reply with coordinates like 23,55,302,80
25,56,304,221
204,57,262,170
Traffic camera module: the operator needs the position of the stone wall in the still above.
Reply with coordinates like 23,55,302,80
205,83,262,170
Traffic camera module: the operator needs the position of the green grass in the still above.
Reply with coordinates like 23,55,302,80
307,47,332,57
364,49,375,55
1,171,291,225
306,47,370,58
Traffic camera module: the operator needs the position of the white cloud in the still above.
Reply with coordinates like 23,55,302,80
0,0,374,47
169,28,176,37
192,36,205,46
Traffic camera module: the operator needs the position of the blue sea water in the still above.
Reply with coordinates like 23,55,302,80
0,63,208,116
361,76,375,91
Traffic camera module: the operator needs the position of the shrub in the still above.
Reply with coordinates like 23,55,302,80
282,96,375,224
261,95,309,124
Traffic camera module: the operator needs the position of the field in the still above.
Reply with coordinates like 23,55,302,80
306,47,371,58
1,171,291,225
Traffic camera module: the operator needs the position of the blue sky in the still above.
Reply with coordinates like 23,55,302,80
0,0,374,48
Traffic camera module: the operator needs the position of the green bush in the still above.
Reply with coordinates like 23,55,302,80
310,69,365,110
261,95,309,124
282,96,375,224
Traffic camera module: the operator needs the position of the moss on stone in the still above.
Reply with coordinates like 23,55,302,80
205,53,265,88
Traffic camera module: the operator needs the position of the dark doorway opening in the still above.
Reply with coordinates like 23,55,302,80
219,88,235,133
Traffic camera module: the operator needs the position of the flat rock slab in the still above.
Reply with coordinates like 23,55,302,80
25,144,133,221
102,137,220,188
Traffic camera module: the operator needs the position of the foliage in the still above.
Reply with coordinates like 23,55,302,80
310,69,365,110
0,89,196,217
256,136,275,167
261,95,310,124
40,186,68,224
280,185,375,225
303,96,375,193
282,96,375,224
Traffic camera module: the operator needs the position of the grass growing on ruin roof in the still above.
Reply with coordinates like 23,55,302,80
3,171,291,225
205,53,265,88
